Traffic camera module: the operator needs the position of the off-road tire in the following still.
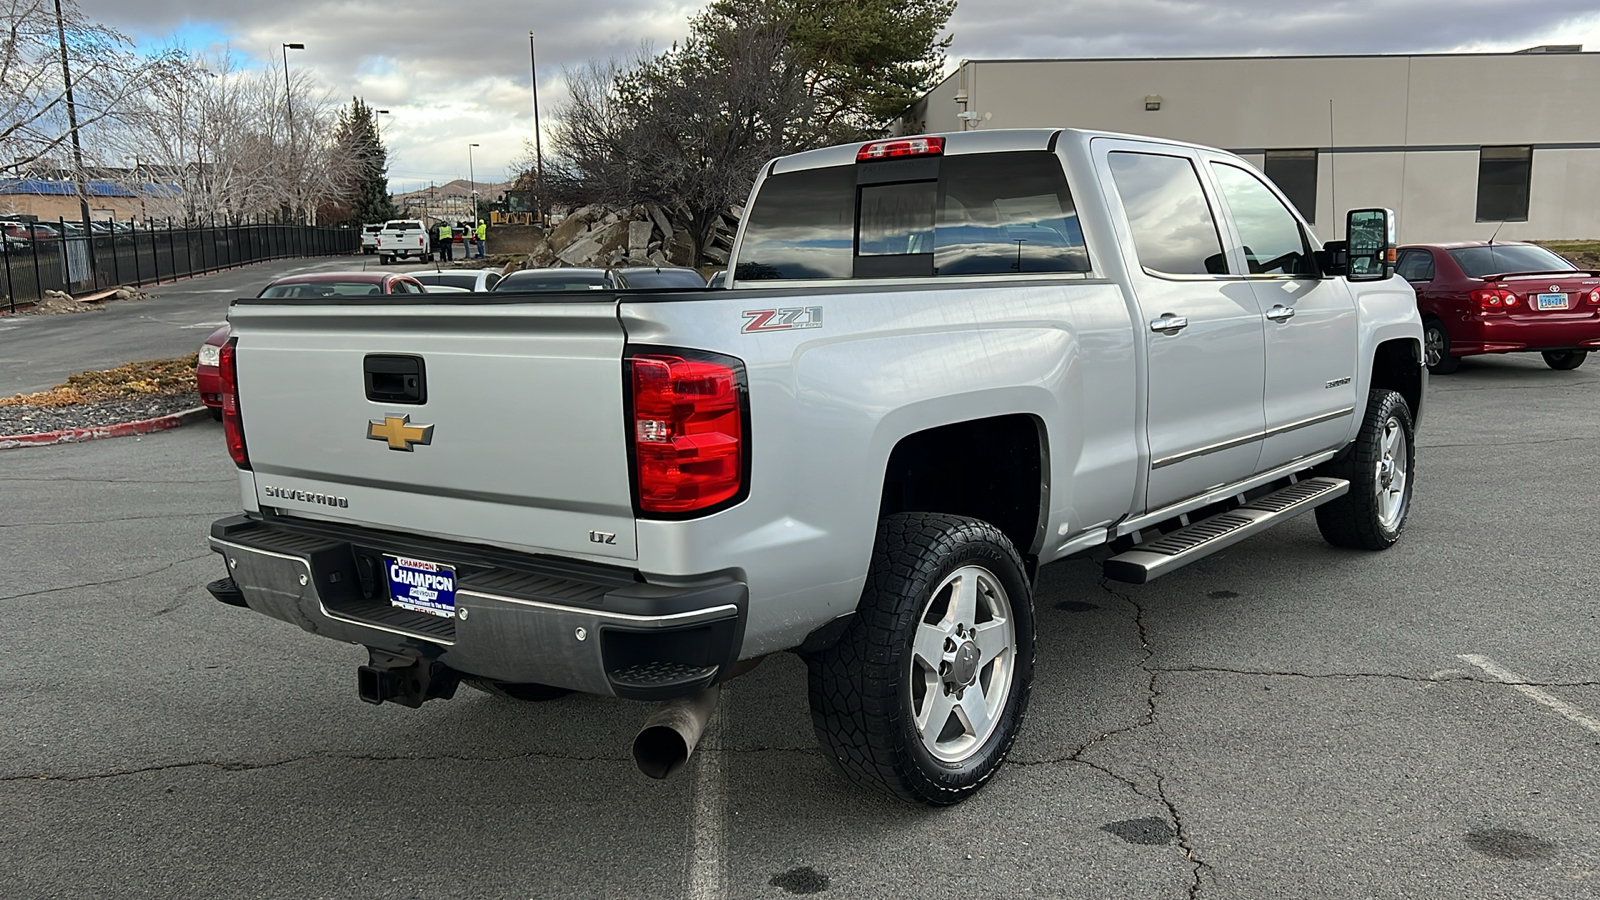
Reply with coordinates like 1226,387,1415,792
1542,350,1588,370
1315,389,1415,550
806,512,1035,806
1423,319,1458,374
464,677,571,702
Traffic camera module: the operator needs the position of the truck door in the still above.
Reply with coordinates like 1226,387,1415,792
1205,160,1359,471
1096,142,1267,512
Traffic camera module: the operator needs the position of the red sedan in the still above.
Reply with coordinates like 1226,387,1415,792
1398,241,1600,373
197,271,427,417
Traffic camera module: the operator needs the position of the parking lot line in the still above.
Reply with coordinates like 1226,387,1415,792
1459,654,1600,738
686,701,727,900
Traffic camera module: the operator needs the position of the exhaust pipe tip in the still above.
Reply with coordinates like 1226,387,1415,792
632,725,692,780
631,685,720,780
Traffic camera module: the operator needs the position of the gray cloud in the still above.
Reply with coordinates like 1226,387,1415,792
78,0,1600,188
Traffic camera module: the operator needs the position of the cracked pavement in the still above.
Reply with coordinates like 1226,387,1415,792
4,350,1599,899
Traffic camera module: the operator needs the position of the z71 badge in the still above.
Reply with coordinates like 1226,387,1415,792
742,306,823,333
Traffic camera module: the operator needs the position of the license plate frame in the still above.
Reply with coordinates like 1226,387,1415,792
1536,292,1569,310
384,555,457,619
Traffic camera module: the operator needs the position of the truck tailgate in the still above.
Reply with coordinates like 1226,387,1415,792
228,299,637,560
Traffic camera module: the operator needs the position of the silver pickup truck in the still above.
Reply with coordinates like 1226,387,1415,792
206,128,1423,805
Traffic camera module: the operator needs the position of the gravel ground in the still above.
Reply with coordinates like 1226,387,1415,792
0,392,202,436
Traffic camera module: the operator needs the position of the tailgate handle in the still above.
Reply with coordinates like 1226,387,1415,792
364,355,427,404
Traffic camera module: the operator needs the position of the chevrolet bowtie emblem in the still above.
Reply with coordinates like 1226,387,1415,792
366,414,434,451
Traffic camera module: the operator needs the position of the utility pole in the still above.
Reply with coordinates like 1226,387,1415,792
468,142,479,222
528,31,544,224
281,42,304,222
53,0,94,284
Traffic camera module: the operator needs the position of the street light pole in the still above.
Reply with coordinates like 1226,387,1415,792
281,42,304,222
468,142,479,222
528,31,544,224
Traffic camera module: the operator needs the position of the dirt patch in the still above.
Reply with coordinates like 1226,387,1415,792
1,355,199,408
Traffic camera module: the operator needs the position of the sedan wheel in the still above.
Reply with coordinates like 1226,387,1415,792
1542,350,1588,371
1423,321,1458,374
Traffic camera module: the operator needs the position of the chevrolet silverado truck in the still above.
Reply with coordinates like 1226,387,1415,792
206,129,1424,805
374,218,432,265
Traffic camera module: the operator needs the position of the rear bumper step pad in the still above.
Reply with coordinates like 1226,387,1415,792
1104,476,1349,585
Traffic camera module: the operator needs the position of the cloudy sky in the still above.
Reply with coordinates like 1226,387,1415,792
81,0,1600,194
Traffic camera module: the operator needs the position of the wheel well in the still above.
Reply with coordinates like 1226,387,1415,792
878,415,1046,568
1371,338,1423,422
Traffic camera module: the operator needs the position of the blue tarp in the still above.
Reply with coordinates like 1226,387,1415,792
0,178,179,198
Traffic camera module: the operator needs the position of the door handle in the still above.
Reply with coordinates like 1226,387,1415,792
1265,305,1296,322
1149,314,1188,334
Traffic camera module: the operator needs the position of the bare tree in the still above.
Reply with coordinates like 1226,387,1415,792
0,0,170,174
548,10,807,264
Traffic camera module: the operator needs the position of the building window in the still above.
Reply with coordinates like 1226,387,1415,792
1262,150,1317,224
1476,146,1532,222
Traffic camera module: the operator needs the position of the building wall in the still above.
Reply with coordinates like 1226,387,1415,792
908,52,1600,242
0,193,145,223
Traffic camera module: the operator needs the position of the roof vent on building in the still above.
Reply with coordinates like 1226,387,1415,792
1516,44,1582,54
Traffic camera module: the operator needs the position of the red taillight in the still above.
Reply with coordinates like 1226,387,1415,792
628,352,745,514
218,337,249,469
857,136,945,162
1589,288,1600,305
1471,288,1518,309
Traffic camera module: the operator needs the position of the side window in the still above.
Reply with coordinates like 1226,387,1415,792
933,152,1089,276
734,166,856,280
389,280,417,294
1210,163,1315,277
1107,151,1228,276
484,273,501,290
1396,250,1435,284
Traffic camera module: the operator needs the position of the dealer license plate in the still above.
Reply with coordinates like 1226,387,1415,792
1537,292,1569,310
385,555,457,618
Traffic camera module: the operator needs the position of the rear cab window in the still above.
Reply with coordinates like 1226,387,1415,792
1447,244,1575,279
735,150,1090,281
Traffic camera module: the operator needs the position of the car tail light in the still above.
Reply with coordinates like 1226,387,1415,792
628,351,747,515
857,136,945,162
218,337,249,469
1589,288,1600,305
1471,288,1517,309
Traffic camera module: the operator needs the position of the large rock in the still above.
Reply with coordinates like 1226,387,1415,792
548,207,596,249
645,202,674,239
627,220,653,253
666,229,696,266
702,245,729,265
556,232,605,266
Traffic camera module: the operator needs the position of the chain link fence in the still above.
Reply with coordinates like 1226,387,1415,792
1,220,359,313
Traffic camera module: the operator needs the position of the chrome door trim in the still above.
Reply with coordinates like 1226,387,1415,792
1151,406,1352,470
1263,406,1354,439
1150,431,1262,470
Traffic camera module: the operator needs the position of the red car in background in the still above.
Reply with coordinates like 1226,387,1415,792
196,271,428,418
1397,241,1600,373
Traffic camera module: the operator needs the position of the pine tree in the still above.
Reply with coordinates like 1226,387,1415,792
333,97,397,225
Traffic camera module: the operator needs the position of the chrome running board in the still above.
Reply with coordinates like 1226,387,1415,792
1103,477,1350,585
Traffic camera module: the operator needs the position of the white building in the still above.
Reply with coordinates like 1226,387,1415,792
904,47,1600,242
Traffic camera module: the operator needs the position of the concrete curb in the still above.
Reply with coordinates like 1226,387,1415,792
0,406,212,450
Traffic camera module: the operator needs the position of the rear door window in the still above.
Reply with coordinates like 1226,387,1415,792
1396,250,1435,283
1107,152,1227,277
735,150,1089,280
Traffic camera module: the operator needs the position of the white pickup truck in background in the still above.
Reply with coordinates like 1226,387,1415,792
206,128,1424,805
374,219,432,265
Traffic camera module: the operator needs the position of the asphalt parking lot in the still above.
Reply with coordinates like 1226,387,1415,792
4,317,1599,897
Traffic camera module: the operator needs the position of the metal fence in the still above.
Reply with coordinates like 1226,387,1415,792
0,220,359,313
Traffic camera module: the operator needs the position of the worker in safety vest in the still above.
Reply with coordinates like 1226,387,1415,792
437,221,453,261
475,220,487,258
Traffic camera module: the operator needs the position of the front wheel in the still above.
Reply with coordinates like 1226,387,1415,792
807,513,1035,806
1315,389,1415,550
1542,350,1588,370
1423,320,1458,374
